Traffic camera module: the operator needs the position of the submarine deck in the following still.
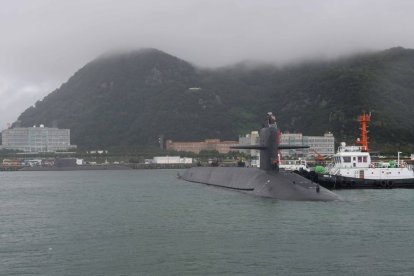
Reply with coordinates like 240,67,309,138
181,167,341,201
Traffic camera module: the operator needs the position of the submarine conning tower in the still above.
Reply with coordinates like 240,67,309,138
232,112,309,171
259,112,279,170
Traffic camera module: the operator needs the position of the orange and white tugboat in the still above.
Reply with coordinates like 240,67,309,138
318,113,414,189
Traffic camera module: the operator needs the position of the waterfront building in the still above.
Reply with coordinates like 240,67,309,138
280,133,305,157
238,131,260,165
166,139,238,154
1,125,76,152
238,131,335,159
280,132,335,158
302,132,335,157
151,156,193,164
2,159,23,166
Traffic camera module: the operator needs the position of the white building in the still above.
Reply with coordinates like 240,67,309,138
238,131,335,159
303,132,335,157
238,131,260,156
280,133,304,157
1,125,76,152
152,156,193,164
238,131,260,165
280,132,335,158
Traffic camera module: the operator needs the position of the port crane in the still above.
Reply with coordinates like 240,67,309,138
311,149,325,162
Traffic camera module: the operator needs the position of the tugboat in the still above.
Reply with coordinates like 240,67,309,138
317,113,414,189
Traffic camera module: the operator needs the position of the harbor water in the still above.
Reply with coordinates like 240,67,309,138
1,170,414,275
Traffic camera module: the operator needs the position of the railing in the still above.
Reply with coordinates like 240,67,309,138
325,163,340,175
369,161,413,169
325,162,334,170
329,167,340,175
337,145,363,152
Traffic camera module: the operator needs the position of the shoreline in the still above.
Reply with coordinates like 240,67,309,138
1,163,195,171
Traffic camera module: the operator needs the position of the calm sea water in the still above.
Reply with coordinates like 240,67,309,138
1,169,414,275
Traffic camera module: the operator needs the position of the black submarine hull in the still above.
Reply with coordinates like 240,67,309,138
181,167,341,201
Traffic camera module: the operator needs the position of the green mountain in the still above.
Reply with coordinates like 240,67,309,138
17,47,414,151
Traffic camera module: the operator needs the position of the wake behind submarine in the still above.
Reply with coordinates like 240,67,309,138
181,113,341,201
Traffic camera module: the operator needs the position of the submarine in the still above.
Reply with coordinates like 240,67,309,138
180,113,341,201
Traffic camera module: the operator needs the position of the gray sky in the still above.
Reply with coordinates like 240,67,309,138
1,0,414,129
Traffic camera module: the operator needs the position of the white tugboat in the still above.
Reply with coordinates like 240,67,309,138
318,113,414,189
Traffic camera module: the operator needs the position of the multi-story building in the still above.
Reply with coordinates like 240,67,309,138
238,131,335,159
166,139,238,154
280,132,335,158
302,132,335,157
238,131,260,154
280,133,305,157
238,131,260,165
1,125,76,152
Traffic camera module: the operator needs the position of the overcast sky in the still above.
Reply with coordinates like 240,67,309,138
1,0,414,129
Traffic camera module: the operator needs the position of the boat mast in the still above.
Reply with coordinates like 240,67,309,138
277,127,281,163
357,112,371,152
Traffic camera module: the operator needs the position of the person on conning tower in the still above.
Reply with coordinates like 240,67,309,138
267,112,277,126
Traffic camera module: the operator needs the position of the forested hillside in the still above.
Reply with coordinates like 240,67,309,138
17,47,414,151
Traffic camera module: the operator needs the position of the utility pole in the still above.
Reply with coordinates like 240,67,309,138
158,135,164,150
398,151,402,167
